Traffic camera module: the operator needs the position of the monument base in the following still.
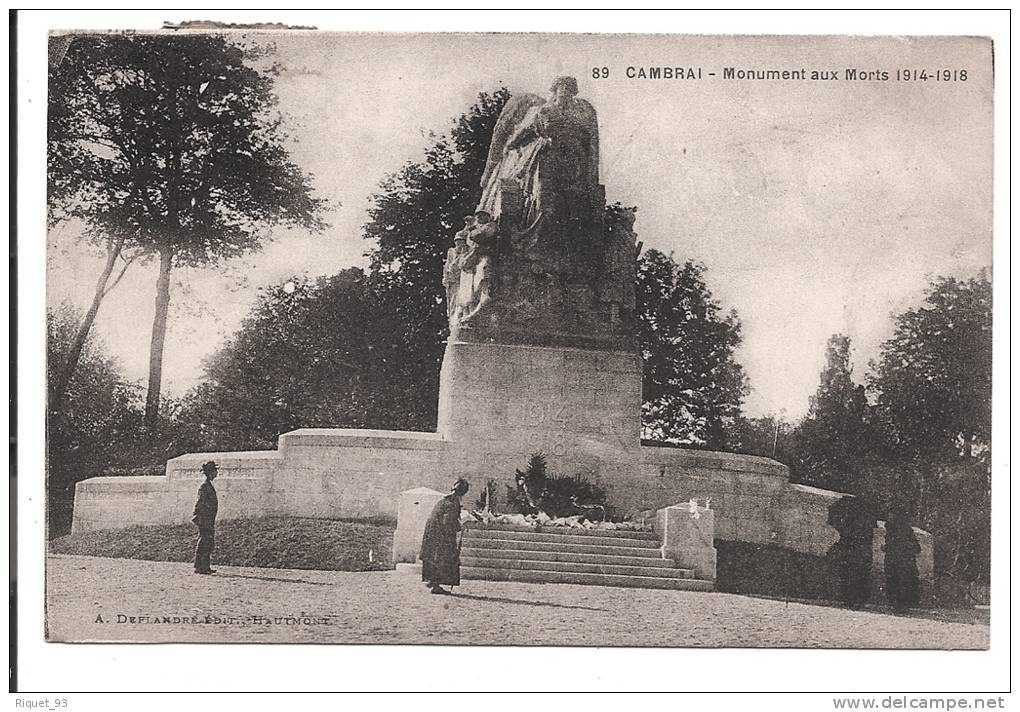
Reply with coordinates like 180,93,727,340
437,339,641,479
70,341,934,593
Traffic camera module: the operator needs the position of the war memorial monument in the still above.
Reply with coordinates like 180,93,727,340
69,76,934,593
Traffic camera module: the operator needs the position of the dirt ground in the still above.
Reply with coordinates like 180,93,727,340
45,554,989,648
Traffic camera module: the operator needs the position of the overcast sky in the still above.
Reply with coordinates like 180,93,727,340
47,33,993,419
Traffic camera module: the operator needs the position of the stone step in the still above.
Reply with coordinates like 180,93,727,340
462,537,664,558
462,566,714,592
467,523,658,541
461,545,677,569
464,528,661,549
460,555,695,579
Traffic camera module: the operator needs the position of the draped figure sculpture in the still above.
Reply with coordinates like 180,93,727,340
442,75,637,349
477,76,600,233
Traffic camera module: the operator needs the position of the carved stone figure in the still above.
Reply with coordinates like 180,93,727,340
477,76,599,232
444,76,639,350
443,221,470,318
458,211,498,324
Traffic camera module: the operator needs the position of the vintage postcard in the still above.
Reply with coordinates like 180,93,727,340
41,29,993,655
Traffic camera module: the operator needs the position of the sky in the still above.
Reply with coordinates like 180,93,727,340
46,33,993,420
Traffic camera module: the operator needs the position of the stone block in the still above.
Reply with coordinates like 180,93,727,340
563,348,601,370
392,487,446,564
656,503,716,581
438,340,642,451
598,351,641,373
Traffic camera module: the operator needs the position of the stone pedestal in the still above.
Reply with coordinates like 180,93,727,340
434,339,645,510
656,503,717,581
437,339,641,452
391,487,445,564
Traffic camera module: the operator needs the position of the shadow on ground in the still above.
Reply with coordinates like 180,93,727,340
450,591,609,612
741,592,989,625
216,571,336,587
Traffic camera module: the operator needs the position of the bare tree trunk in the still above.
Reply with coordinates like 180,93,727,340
50,237,126,414
144,247,173,428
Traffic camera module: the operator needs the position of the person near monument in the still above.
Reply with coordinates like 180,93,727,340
192,460,219,574
883,509,921,612
420,478,470,594
826,496,875,608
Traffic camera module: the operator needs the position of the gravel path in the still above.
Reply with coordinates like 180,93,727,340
45,555,989,648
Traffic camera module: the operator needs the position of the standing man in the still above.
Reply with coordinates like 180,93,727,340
193,460,219,574
420,478,469,595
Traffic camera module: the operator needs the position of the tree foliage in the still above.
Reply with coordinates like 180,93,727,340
869,274,992,462
47,304,141,534
726,413,794,461
181,270,427,450
789,334,872,493
361,88,510,428
868,273,993,583
185,90,750,448
48,33,328,425
637,250,749,447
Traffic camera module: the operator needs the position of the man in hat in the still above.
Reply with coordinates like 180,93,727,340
420,478,470,595
192,461,219,574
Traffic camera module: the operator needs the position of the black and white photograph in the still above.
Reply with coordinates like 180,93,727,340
13,9,1009,698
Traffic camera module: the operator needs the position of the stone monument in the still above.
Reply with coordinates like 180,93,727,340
445,74,637,350
437,75,644,473
70,77,933,597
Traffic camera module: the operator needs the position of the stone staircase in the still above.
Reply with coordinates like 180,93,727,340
460,524,713,591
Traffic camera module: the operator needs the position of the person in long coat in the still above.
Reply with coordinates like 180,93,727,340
192,460,219,574
421,478,469,594
884,511,921,612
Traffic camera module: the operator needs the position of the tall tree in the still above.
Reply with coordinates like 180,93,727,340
182,270,422,449
637,250,748,447
362,89,510,428
48,33,328,427
187,90,751,447
46,38,140,415
46,304,140,535
869,274,992,462
789,334,872,493
868,273,992,582
727,413,794,461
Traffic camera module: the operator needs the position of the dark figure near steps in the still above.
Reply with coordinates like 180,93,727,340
884,509,921,612
421,478,469,594
193,461,219,574
827,495,875,609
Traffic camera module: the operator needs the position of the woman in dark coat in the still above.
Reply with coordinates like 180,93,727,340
421,479,469,594
884,512,921,612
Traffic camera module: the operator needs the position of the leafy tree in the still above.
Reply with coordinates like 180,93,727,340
726,413,794,461
48,33,328,427
361,88,510,428
181,80,507,445
868,273,992,583
789,334,872,493
181,270,418,450
869,274,992,462
46,304,141,535
185,90,751,450
46,38,141,415
637,250,748,447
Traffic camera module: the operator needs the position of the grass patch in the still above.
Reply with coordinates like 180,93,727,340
716,540,839,601
49,517,396,572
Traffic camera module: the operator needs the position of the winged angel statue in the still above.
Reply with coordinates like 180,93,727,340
477,76,600,230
